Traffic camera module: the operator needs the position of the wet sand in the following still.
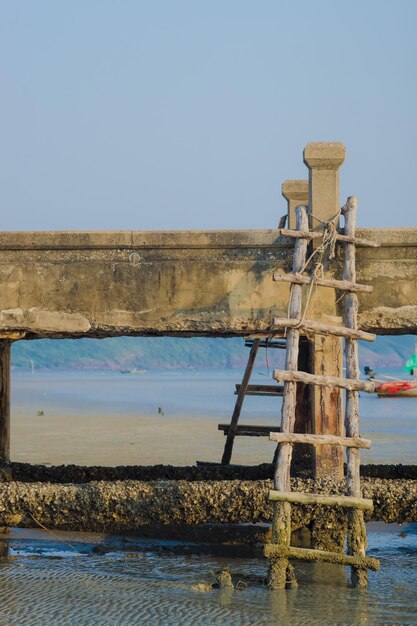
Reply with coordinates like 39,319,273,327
11,411,277,467
10,369,417,467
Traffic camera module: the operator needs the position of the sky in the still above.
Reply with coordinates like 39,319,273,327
0,1,416,231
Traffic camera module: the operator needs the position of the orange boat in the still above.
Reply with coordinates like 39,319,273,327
366,347,417,397
375,380,417,398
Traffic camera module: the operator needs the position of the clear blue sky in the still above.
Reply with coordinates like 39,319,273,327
0,1,416,230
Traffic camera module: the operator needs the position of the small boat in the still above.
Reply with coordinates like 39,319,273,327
119,368,146,375
365,345,417,398
374,380,417,398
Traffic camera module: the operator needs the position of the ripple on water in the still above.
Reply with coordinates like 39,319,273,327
0,528,416,625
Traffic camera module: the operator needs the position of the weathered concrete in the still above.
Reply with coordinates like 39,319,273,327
0,228,416,338
0,477,415,534
281,180,309,229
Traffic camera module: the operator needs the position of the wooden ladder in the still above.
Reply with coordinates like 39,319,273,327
265,198,380,589
220,338,284,465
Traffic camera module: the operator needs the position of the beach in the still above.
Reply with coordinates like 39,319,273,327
1,369,416,624
10,369,417,466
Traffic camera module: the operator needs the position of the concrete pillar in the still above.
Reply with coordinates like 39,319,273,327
281,180,309,229
0,341,10,464
303,142,345,479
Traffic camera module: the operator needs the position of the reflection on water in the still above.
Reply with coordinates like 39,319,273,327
0,525,416,625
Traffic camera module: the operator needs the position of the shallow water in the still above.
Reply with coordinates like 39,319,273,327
0,525,416,625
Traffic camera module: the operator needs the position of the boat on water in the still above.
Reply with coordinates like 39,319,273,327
374,380,417,398
119,368,146,375
365,349,417,397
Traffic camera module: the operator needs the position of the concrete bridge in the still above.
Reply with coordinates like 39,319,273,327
1,142,416,471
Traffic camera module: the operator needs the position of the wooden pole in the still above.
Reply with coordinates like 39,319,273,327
0,341,11,464
342,196,368,588
268,205,309,590
221,339,260,465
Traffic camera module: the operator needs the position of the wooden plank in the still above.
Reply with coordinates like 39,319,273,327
0,341,10,464
264,544,380,571
235,384,284,396
218,424,281,436
221,340,260,465
342,196,369,588
273,272,373,294
244,339,286,349
269,432,371,449
273,369,375,393
278,228,380,248
272,317,376,342
268,490,373,511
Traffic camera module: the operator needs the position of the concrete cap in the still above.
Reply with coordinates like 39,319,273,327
303,142,346,169
281,180,309,202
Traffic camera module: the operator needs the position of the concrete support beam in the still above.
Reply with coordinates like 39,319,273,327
282,180,309,229
0,341,10,464
303,143,346,480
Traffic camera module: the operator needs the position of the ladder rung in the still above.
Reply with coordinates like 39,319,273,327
278,228,380,248
245,339,286,349
273,369,375,393
273,272,373,294
218,424,281,436
235,384,284,396
272,317,376,342
269,432,371,449
268,490,373,511
264,544,380,571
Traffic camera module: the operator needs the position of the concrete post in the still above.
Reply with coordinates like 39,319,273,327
303,142,345,479
0,341,10,464
282,180,309,229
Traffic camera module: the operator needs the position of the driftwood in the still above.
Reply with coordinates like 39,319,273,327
272,317,376,342
268,432,371,449
264,544,380,571
273,272,373,294
268,490,373,511
273,369,375,393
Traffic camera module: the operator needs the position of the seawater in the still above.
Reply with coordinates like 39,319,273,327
0,525,416,625
5,369,417,624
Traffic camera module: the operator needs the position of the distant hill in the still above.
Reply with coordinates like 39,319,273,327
10,335,417,371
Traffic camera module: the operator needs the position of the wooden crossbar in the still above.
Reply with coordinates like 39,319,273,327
218,424,280,436
273,272,373,294
235,384,284,396
269,432,371,449
278,228,380,248
245,339,286,349
268,490,373,511
273,369,375,393
264,544,380,571
272,317,376,342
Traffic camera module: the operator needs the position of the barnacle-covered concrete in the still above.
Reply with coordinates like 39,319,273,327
0,476,415,536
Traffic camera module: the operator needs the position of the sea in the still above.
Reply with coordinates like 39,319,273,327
0,368,416,625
